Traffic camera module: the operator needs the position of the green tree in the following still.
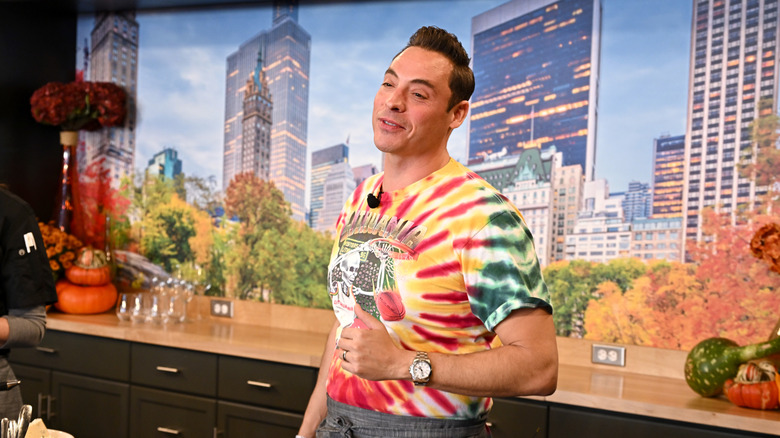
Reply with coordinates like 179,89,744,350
544,257,646,337
138,194,197,272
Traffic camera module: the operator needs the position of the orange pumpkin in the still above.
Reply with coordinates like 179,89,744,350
55,279,118,314
65,247,112,286
724,360,780,410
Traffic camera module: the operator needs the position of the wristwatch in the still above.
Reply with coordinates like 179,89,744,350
409,351,432,386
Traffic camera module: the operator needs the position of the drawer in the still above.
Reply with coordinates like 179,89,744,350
130,386,215,438
9,330,130,381
131,343,217,397
217,355,316,413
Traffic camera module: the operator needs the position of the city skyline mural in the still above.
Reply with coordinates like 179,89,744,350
71,0,780,352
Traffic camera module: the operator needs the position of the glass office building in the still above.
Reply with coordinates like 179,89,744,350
652,134,685,218
469,0,601,182
224,1,311,221
683,0,779,242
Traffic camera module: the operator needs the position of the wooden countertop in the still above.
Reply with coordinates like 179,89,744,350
44,310,780,436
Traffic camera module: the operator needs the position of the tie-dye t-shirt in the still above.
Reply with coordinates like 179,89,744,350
325,158,551,419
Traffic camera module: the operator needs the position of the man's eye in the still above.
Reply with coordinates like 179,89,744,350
413,93,426,99
382,82,393,87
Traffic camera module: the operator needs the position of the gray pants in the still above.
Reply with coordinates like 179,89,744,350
317,396,491,438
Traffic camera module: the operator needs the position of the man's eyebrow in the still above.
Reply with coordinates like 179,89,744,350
385,68,436,90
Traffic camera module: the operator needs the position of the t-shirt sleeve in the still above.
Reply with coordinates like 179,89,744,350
460,209,552,332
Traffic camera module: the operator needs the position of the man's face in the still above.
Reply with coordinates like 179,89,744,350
372,46,466,158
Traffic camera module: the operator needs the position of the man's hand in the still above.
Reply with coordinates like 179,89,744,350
337,303,415,382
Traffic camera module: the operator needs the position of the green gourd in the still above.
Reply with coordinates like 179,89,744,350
685,336,780,397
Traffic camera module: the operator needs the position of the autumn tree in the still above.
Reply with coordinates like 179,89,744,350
544,257,645,337
585,208,780,350
76,157,132,249
224,173,291,299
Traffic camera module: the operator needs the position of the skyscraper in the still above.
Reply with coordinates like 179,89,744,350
309,143,354,233
83,11,139,184
683,0,780,242
469,0,602,182
146,148,182,181
224,1,311,221
622,181,652,222
651,134,685,218
241,51,273,180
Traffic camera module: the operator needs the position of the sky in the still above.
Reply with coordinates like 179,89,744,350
77,0,693,197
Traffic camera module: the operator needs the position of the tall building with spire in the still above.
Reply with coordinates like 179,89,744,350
83,11,139,184
469,0,602,182
223,1,311,221
683,0,780,243
241,51,273,180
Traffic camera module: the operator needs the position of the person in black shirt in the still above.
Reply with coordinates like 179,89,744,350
0,186,58,419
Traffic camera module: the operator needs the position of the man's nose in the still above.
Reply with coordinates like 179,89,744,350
385,88,405,112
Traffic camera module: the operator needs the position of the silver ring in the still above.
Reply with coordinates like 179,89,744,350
342,350,348,362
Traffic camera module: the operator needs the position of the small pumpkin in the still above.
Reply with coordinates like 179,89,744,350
55,279,118,314
65,247,112,286
723,360,780,410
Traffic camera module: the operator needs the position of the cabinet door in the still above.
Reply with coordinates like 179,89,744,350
10,364,50,420
51,371,130,438
130,386,216,438
548,405,764,438
217,400,303,438
488,398,548,438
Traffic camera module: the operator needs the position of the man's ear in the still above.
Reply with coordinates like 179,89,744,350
449,100,470,130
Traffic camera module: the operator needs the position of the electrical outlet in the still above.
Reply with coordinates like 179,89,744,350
210,299,234,318
592,344,626,367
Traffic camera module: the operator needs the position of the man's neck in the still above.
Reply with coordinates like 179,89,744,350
381,149,451,193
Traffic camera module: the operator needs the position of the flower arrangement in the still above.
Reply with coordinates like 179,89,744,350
30,81,127,131
750,222,780,274
39,221,84,279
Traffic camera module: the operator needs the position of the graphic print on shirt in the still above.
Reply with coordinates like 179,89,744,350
328,209,425,329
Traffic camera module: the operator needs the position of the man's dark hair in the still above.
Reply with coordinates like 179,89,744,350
396,26,475,111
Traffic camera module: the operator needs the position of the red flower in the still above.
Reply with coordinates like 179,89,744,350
30,81,127,131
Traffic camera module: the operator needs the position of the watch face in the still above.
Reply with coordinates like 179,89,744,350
412,360,431,380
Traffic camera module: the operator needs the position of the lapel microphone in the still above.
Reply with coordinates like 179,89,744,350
367,187,383,208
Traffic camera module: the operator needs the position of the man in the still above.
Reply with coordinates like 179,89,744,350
298,26,557,438
0,186,58,418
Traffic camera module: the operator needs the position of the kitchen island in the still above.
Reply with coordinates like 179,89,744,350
14,301,779,437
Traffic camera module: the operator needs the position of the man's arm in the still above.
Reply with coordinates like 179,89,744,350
338,305,558,397
298,320,339,438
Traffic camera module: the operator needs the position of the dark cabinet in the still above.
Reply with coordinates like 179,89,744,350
547,405,772,438
487,397,548,438
218,401,303,437
52,372,129,438
11,330,315,437
10,331,131,438
130,386,216,438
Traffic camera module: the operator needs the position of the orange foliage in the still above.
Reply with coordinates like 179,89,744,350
585,209,780,351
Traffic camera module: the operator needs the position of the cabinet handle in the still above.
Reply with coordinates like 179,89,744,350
37,393,45,420
46,395,56,421
157,427,181,435
246,380,272,388
155,366,180,374
35,347,56,354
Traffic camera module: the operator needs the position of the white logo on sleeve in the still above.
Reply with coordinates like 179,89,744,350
23,232,37,254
